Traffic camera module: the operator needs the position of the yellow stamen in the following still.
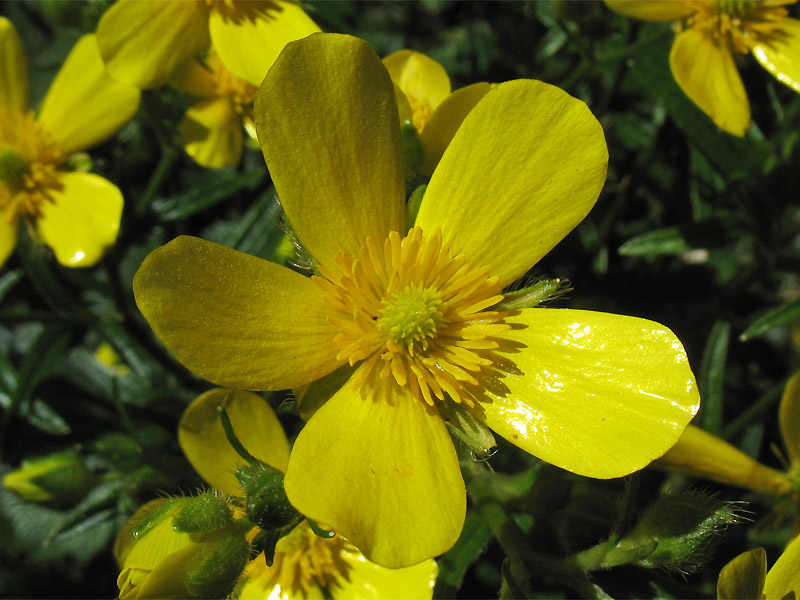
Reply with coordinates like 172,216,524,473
317,227,515,407
407,94,433,132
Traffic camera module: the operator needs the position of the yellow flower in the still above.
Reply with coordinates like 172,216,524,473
133,33,700,568
0,18,140,268
172,54,258,169
383,50,491,174
605,0,800,137
178,388,438,600
717,534,800,599
96,0,321,89
94,342,131,376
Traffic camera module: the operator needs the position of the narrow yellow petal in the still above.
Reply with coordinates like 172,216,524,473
179,389,290,496
477,309,699,478
180,99,242,169
37,172,122,268
0,16,28,112
96,0,210,89
284,378,465,568
416,80,608,288
383,50,451,118
604,0,697,21
255,33,405,270
717,548,767,600
0,207,18,268
654,424,792,495
133,236,343,391
779,372,800,466
751,17,800,94
763,534,800,599
209,0,320,87
419,81,491,175
333,549,437,599
37,34,141,156
669,27,750,137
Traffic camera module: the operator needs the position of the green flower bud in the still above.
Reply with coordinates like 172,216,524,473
173,494,234,535
236,462,301,531
3,451,94,505
184,529,250,599
401,121,424,176
438,396,496,460
495,279,570,311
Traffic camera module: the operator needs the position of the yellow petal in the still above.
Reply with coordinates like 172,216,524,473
603,0,697,21
383,50,451,118
393,82,413,124
717,547,767,600
255,33,405,270
419,81,491,175
171,59,218,98
779,372,800,466
333,549,437,599
37,34,141,156
134,544,198,600
763,534,800,599
477,309,699,478
669,27,750,137
178,389,290,496
180,99,242,169
0,16,28,112
37,172,122,268
133,236,343,391
209,1,321,87
0,207,18,267
114,498,173,568
96,0,210,89
654,424,792,495
416,80,608,288
284,378,465,568
752,17,800,94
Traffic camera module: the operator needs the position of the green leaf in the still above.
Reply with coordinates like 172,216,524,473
434,512,493,599
0,269,23,304
619,221,731,257
16,230,78,312
152,168,266,222
697,321,730,435
740,297,800,341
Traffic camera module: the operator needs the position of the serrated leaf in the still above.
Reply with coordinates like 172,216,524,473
619,221,730,257
698,321,730,435
740,298,800,341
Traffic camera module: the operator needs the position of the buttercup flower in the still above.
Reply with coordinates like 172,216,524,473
96,0,320,89
133,33,700,567
172,54,258,169
0,18,140,267
717,533,800,599
605,0,800,137
384,50,490,174
178,388,438,600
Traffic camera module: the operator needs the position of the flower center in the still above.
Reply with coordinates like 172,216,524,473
407,94,433,132
316,227,511,407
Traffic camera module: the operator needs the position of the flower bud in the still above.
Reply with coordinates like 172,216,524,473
3,451,94,505
173,494,234,535
236,461,301,531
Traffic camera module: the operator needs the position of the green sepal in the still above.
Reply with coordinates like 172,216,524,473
236,462,302,531
406,184,426,230
495,279,570,311
401,121,424,176
173,494,234,535
184,529,250,598
438,397,496,460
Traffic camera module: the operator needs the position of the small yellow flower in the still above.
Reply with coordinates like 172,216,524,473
717,534,800,599
0,18,140,267
171,54,258,169
605,0,800,137
133,33,700,568
383,50,491,174
96,0,321,89
94,342,131,376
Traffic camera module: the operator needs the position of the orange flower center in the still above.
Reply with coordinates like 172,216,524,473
316,227,514,407
407,93,434,132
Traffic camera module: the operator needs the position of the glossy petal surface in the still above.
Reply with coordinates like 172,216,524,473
333,550,437,599
133,236,342,390
780,371,800,466
478,309,699,478
604,0,696,21
717,547,767,600
669,27,750,137
752,17,800,94
419,81,490,175
96,0,210,89
416,80,608,287
179,389,290,496
0,208,18,267
763,534,800,599
37,172,122,267
209,0,320,87
0,16,28,111
255,33,405,269
284,378,465,568
38,34,140,156
180,99,242,169
383,49,451,112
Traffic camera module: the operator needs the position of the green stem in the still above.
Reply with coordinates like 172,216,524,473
135,148,178,216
